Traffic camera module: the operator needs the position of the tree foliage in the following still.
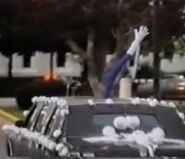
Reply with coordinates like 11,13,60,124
0,0,184,95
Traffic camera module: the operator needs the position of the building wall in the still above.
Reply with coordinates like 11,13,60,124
0,52,83,77
106,53,185,74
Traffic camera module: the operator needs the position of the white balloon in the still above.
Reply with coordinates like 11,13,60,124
151,127,165,138
127,116,141,129
113,116,127,130
148,100,157,107
31,96,37,103
56,143,64,151
53,129,62,138
60,110,65,116
148,127,165,144
48,142,56,151
102,126,116,136
59,147,69,157
57,99,67,107
135,134,150,147
23,110,29,117
131,98,140,105
168,102,176,108
105,99,114,104
160,101,167,105
88,99,95,105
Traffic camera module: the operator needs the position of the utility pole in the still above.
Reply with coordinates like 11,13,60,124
50,52,54,80
152,0,161,99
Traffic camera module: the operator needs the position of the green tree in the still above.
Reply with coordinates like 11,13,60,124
0,0,184,95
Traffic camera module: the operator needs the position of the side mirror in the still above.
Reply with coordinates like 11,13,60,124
15,120,25,127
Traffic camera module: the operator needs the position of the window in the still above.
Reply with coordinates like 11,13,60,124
45,108,59,136
93,114,159,133
66,113,159,137
34,106,49,132
32,103,57,134
27,103,45,131
45,108,66,138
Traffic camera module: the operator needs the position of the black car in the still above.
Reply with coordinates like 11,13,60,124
3,96,185,158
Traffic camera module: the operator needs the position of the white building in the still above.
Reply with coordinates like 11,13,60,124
0,52,83,78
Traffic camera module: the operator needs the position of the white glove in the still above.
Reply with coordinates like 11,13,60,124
127,26,149,55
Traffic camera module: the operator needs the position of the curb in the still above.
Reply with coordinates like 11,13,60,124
0,98,17,107
0,109,20,123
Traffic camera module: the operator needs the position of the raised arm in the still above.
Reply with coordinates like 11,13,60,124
103,26,149,98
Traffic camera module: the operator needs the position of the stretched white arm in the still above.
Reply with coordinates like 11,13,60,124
127,26,149,56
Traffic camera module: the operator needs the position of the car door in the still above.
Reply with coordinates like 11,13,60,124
26,102,57,159
10,103,45,158
43,107,67,159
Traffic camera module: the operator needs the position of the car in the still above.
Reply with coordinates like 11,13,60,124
2,96,185,158
15,78,86,110
134,74,185,100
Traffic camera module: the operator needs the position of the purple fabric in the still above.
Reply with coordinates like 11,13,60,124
103,54,133,98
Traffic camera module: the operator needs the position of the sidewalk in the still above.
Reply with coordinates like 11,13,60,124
0,98,17,107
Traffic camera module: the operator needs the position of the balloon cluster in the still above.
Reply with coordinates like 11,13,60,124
3,96,70,157
130,97,176,108
113,116,141,130
2,124,69,156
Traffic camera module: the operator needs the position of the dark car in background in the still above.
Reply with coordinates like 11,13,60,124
134,74,185,100
3,97,185,158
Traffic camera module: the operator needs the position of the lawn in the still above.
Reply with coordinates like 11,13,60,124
0,107,25,121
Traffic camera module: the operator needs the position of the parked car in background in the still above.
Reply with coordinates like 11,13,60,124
134,74,185,100
3,97,185,158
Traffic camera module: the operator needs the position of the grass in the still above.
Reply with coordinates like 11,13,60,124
0,107,25,121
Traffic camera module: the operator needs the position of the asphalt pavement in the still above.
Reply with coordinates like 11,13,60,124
0,116,11,159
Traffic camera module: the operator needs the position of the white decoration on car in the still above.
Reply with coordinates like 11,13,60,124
140,98,146,101
53,129,62,138
148,100,157,107
102,126,116,137
113,116,127,130
88,99,95,105
160,100,167,106
57,98,68,107
131,98,140,105
23,110,29,117
60,110,69,116
51,97,59,103
3,97,71,157
168,102,176,108
31,96,37,104
105,99,114,104
58,147,69,157
177,111,185,121
152,98,159,104
148,127,165,144
48,141,57,151
127,130,150,147
83,126,185,157
56,143,65,151
113,116,141,130
127,116,141,129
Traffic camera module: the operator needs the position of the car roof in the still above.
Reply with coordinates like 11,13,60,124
57,96,176,110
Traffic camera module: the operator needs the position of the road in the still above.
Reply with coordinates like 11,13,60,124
0,115,11,159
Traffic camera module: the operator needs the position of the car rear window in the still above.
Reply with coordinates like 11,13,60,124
66,113,159,137
93,114,159,133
